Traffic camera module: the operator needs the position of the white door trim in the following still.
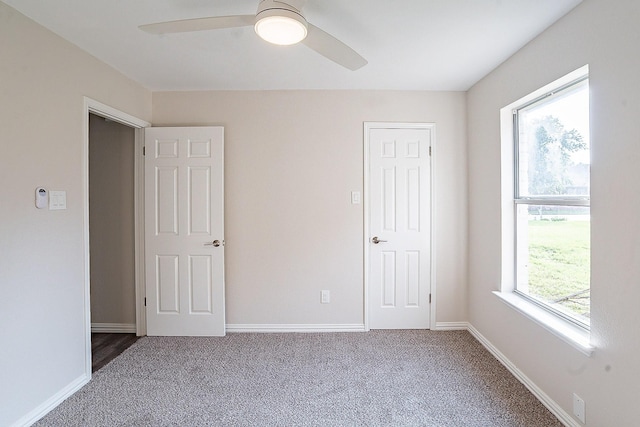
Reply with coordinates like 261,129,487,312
82,97,150,376
363,122,437,330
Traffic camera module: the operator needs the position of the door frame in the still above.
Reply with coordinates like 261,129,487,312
363,122,437,331
82,97,150,375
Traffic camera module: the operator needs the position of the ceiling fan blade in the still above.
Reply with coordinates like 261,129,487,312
302,23,367,71
139,15,255,35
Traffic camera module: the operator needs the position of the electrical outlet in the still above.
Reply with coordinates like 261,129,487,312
321,290,330,304
573,393,585,424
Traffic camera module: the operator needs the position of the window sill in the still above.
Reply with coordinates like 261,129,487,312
493,291,595,356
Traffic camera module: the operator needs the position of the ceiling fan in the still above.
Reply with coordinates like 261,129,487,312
139,0,367,71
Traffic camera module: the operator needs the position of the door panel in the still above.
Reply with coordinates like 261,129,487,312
189,255,212,313
156,166,178,234
145,126,225,336
157,255,179,313
368,126,432,329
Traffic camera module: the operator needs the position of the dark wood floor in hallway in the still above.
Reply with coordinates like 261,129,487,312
92,333,139,372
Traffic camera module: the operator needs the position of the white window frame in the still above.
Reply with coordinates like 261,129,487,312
514,76,590,327
496,65,594,356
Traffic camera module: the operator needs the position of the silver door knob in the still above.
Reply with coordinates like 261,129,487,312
204,240,223,247
371,236,387,244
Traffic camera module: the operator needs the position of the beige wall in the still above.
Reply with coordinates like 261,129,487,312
6,0,640,423
467,0,640,424
89,114,136,325
153,90,468,326
0,3,151,426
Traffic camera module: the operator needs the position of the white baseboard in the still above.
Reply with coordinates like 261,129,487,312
226,324,366,333
433,321,469,331
467,324,579,427
11,373,89,427
91,323,136,333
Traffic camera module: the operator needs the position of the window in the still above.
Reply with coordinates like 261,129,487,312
513,75,590,328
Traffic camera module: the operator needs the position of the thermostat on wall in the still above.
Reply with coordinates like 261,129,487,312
35,187,48,209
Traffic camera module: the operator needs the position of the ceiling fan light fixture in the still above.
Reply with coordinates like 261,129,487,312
254,8,308,46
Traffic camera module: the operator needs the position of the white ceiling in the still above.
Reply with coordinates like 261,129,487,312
3,0,582,91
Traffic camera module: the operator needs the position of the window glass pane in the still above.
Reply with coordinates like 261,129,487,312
517,80,590,198
516,204,590,325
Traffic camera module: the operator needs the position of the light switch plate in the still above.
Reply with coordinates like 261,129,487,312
49,191,67,210
351,191,361,204
321,290,330,304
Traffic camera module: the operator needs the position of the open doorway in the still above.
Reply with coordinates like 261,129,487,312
83,98,150,375
89,113,136,332
88,113,138,370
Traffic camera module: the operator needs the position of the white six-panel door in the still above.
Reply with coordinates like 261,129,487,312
367,125,432,329
145,127,225,336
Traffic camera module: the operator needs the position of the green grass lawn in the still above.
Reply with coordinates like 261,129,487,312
526,220,590,319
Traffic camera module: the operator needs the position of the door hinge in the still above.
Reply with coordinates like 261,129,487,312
429,294,432,304
144,297,147,307
429,146,432,156
142,146,146,156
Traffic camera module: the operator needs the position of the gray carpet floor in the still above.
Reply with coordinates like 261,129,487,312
36,330,562,426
